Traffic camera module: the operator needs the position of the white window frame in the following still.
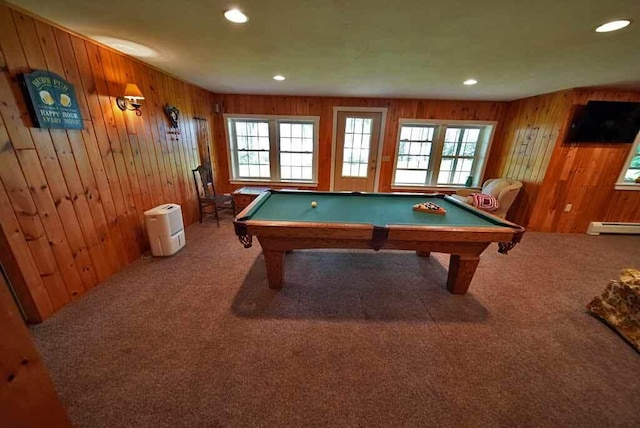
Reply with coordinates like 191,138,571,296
614,131,640,191
225,114,320,185
391,119,497,190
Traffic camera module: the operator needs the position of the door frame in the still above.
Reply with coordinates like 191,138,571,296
330,106,388,192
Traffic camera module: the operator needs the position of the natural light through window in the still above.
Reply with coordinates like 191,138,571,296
624,144,640,182
393,120,494,188
234,121,271,178
438,127,482,185
616,134,640,189
227,115,319,183
280,122,314,180
395,125,434,184
342,118,372,178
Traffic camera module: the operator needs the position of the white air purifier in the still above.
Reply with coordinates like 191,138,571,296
144,204,185,256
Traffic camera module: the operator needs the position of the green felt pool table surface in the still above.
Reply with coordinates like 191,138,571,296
241,190,509,228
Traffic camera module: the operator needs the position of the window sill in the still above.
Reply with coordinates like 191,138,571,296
391,185,482,193
614,183,640,191
230,179,318,187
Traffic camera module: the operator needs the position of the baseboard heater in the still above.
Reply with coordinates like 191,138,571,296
587,222,640,236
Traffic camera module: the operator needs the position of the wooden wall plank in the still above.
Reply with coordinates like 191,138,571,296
493,89,640,231
0,7,35,148
0,2,206,321
53,28,118,279
14,15,98,292
16,143,85,300
0,122,52,321
135,64,172,206
71,37,129,270
0,273,71,427
91,45,142,259
127,61,164,209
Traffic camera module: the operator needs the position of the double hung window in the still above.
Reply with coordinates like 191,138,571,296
226,116,319,183
393,120,495,187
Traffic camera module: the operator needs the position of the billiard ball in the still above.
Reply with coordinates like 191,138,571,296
311,201,317,208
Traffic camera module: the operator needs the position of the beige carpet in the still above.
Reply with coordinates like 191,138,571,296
31,215,640,427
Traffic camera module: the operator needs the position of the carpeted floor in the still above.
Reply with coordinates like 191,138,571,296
31,215,640,427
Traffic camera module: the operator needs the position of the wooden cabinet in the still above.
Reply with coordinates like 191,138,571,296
232,187,270,214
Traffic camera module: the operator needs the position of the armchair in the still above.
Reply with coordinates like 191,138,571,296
452,178,523,219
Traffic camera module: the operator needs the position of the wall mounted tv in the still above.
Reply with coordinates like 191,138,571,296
568,100,640,143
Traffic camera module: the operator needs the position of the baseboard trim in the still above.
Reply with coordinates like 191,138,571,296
586,222,640,236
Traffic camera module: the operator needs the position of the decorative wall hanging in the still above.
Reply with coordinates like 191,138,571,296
21,70,83,130
165,105,180,128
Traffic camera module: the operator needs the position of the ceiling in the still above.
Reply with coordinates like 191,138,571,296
7,0,640,101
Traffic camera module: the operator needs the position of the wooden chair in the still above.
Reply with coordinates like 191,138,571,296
192,165,234,226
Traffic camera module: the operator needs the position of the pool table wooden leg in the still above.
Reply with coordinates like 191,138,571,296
447,255,480,295
263,250,284,289
416,251,431,257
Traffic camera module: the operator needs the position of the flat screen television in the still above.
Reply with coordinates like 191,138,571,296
568,101,640,143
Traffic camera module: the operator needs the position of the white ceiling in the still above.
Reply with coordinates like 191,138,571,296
8,0,640,101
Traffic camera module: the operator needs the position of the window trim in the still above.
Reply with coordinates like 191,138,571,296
614,131,640,191
224,114,320,185
391,119,497,188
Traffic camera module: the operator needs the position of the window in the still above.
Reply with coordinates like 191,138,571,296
342,117,373,178
227,115,319,183
616,134,640,190
393,120,495,187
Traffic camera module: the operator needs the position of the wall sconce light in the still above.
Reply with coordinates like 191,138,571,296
116,83,144,116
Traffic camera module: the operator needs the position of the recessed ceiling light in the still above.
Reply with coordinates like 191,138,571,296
595,19,631,32
92,36,158,57
224,9,248,23
273,75,285,81
463,79,478,85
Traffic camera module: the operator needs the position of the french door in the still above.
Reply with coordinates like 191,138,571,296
333,111,383,192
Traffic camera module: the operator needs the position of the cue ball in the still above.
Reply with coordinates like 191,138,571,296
311,201,317,208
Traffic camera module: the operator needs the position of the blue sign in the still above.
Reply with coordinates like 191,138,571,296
22,70,83,130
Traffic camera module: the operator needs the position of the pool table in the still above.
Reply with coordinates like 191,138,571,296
234,190,525,295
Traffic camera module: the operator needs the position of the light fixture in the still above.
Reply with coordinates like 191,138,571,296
463,79,478,85
91,36,158,58
224,9,248,23
595,19,631,32
116,84,144,116
273,75,285,81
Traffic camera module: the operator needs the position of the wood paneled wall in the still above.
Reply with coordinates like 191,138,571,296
0,3,212,322
528,89,640,232
211,94,506,194
0,271,71,426
484,90,573,225
489,88,640,232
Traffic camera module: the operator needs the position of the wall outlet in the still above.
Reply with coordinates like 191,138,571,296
564,204,573,212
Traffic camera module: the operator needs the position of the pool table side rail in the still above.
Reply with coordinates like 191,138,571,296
442,194,523,228
442,195,525,241
234,190,524,243
236,220,519,242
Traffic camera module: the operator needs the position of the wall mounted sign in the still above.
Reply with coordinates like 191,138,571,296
21,70,83,130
